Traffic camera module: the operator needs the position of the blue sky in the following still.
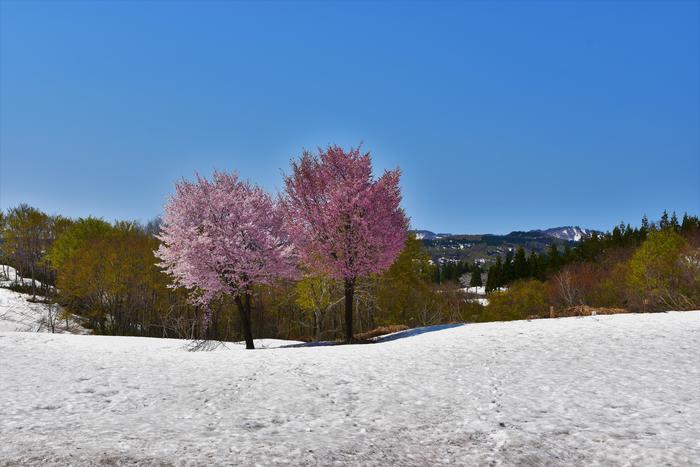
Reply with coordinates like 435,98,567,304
1,1,698,234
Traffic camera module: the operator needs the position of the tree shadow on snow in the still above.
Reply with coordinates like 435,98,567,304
372,323,464,343
280,323,465,348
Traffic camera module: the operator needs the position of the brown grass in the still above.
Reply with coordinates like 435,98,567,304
554,305,628,318
354,325,409,341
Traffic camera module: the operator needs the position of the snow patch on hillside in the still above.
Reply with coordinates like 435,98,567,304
0,265,43,288
0,266,86,334
542,226,591,242
1,311,698,465
0,288,87,334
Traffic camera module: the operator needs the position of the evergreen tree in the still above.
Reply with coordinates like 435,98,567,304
639,214,650,241
680,212,697,234
486,256,502,292
527,250,542,280
547,243,560,272
513,247,528,280
587,232,601,259
502,250,514,284
469,264,483,287
670,211,679,231
443,262,453,282
624,224,634,244
562,244,572,264
612,225,623,244
660,210,670,229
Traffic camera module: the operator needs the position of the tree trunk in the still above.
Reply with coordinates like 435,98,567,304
344,277,355,344
313,311,320,342
235,293,255,350
30,263,36,301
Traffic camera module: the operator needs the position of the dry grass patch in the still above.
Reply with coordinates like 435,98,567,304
355,325,409,341
555,305,628,317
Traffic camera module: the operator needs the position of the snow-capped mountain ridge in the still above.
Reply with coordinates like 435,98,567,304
537,226,593,242
412,230,452,240
412,226,596,242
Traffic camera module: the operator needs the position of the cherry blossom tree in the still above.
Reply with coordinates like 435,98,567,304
283,145,408,343
156,171,296,349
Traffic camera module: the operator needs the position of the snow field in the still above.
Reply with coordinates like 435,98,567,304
1,311,699,465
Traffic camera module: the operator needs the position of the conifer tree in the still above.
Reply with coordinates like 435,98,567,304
680,213,697,234
513,247,528,280
469,264,482,287
547,243,560,272
527,250,541,280
670,211,679,231
486,256,502,292
502,251,514,284
612,225,623,244
640,214,650,241
563,244,572,264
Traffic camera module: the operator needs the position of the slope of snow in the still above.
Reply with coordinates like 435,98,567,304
0,265,43,288
0,265,85,334
0,288,86,334
1,312,699,465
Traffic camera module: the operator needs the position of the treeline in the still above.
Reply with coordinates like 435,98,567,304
479,211,700,322
2,204,697,340
485,211,700,291
0,203,478,341
433,260,482,285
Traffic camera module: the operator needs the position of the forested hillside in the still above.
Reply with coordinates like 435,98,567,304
417,227,592,268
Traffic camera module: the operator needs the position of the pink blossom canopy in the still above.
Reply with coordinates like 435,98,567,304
156,171,296,305
283,145,408,280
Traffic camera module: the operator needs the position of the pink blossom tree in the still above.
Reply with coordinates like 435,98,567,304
283,145,408,343
156,171,296,349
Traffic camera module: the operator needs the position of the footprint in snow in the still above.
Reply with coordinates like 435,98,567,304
35,404,61,410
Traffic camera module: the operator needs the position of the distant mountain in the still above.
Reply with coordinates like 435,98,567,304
411,226,599,266
412,230,436,240
537,226,594,242
412,230,452,240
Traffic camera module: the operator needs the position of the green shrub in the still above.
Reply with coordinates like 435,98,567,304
627,229,698,311
483,279,548,322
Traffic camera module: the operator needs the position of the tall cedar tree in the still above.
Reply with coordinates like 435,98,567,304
486,256,502,292
469,264,483,287
513,247,528,280
156,171,296,349
502,251,514,284
283,145,408,343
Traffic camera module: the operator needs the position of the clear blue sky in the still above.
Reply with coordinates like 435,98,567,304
1,1,698,234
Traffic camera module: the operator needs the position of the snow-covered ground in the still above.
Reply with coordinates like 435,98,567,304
461,285,486,295
0,288,86,334
0,288,78,334
459,286,493,306
0,265,40,288
1,312,699,466
0,265,85,334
